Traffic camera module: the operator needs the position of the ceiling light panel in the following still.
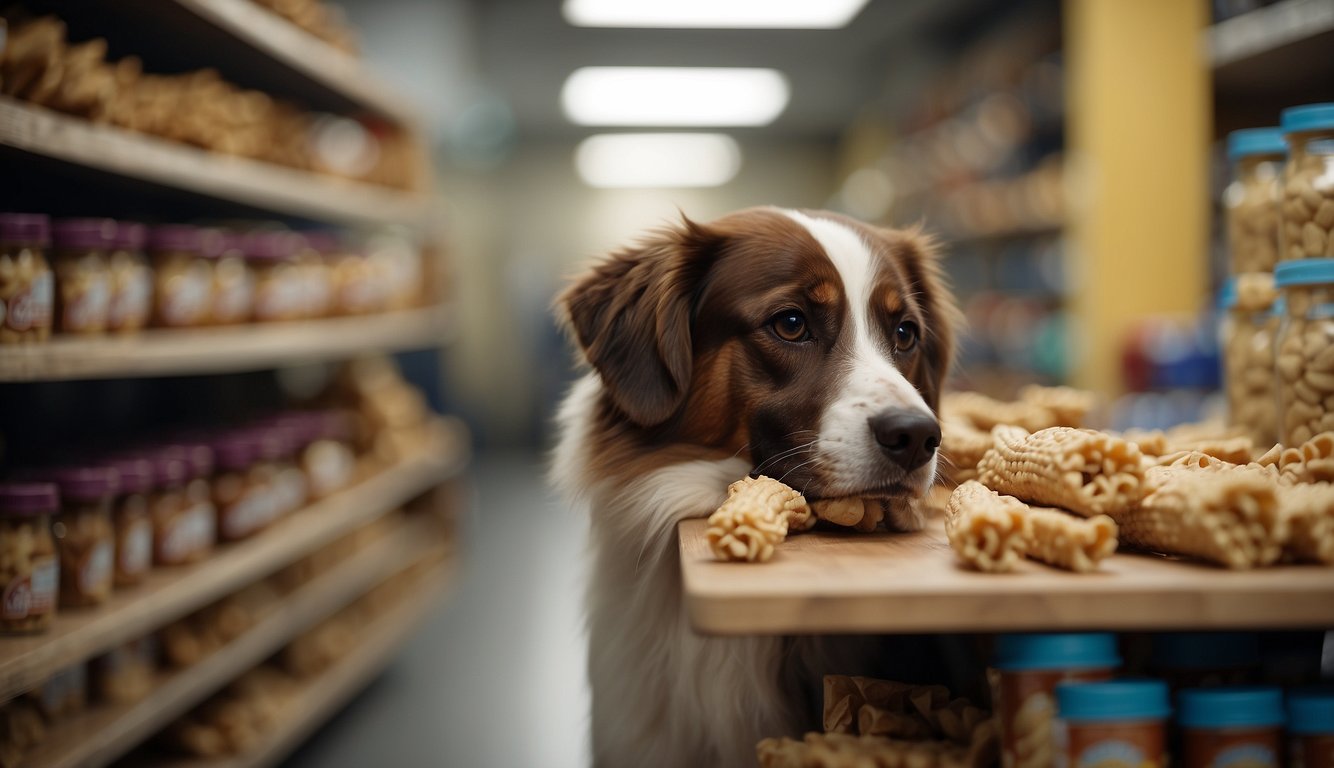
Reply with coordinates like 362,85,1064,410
562,67,789,127
563,0,870,29
575,133,742,188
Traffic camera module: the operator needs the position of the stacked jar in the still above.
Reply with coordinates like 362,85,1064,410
40,466,118,608
1222,128,1286,446
148,224,213,328
106,221,152,333
1276,103,1334,447
50,218,115,336
0,213,54,344
0,483,60,633
207,229,254,326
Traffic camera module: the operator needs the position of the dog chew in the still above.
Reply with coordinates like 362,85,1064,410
944,481,1029,573
1114,467,1284,569
705,476,808,562
1281,482,1334,564
1023,507,1118,573
978,426,1143,518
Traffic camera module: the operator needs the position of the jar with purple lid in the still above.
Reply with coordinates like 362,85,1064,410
101,456,154,586
295,232,333,319
0,482,60,633
51,218,115,335
148,224,213,327
0,213,55,344
208,230,254,325
245,230,304,322
326,236,385,316
35,466,118,607
254,416,311,514
144,451,214,566
211,430,280,541
106,221,152,333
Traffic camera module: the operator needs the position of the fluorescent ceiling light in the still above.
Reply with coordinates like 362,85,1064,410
563,0,870,28
575,133,741,188
562,67,788,127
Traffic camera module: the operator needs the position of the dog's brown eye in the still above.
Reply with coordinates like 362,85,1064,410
770,311,809,342
894,321,920,352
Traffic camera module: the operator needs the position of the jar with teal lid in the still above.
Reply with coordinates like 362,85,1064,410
1179,687,1283,768
1274,258,1334,446
992,633,1121,768
1227,127,1286,274
1280,103,1334,262
1287,688,1334,768
1220,274,1281,446
1054,679,1170,768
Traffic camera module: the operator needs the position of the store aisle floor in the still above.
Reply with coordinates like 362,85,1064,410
285,450,591,768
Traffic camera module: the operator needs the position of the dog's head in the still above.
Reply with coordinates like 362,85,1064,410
558,207,959,507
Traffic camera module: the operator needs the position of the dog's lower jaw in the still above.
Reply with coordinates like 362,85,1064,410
580,457,801,768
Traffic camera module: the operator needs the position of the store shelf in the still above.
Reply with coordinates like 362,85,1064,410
0,305,453,382
151,562,452,768
678,517,1334,636
15,513,453,768
160,0,422,128
1208,0,1334,69
0,98,430,227
0,432,467,704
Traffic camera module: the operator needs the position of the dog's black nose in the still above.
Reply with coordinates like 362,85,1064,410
868,409,941,472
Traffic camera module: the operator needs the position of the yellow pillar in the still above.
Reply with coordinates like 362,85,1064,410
1064,0,1210,394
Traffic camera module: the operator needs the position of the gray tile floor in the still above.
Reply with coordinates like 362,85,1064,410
284,451,591,768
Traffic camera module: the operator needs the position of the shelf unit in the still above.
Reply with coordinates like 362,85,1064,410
0,429,466,704
16,511,453,768
151,562,452,768
0,98,430,226
0,305,454,382
1207,0,1334,70
679,518,1334,636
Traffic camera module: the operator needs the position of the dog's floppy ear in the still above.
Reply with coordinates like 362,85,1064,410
557,217,718,427
884,227,960,413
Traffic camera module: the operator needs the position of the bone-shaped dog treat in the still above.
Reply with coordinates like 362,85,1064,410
978,426,1143,518
705,476,807,562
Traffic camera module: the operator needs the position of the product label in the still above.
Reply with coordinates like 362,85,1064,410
1184,728,1280,768
79,540,113,596
108,272,151,328
6,272,53,331
156,503,216,564
996,668,1112,768
221,492,273,540
160,272,209,325
307,441,354,498
1059,722,1165,768
3,556,57,619
63,275,110,331
119,517,152,576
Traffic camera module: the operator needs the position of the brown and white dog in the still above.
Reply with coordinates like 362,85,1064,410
552,207,959,767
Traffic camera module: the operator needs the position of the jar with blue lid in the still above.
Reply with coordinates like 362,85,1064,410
1226,127,1286,274
1220,274,1280,446
1178,686,1283,768
1287,688,1334,768
1054,679,1170,768
1280,103,1334,262
1273,258,1334,446
991,633,1121,768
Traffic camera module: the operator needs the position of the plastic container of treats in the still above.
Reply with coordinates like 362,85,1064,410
102,456,155,587
1177,686,1283,768
991,633,1121,768
0,483,60,634
106,221,152,333
246,230,305,322
146,452,214,566
207,229,254,325
0,213,54,344
1287,688,1334,768
50,218,115,335
1274,258,1334,446
1280,103,1334,262
43,466,118,608
1054,679,1170,768
1225,127,1287,274
148,224,213,328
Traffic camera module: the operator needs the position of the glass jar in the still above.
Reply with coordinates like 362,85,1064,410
51,218,115,335
207,230,254,325
146,453,214,566
1220,276,1280,447
1274,258,1334,446
148,224,213,327
102,456,154,587
329,240,386,316
41,466,117,608
991,633,1121,768
0,213,54,344
211,431,279,541
1280,103,1334,262
0,483,59,634
106,221,152,333
369,232,423,310
295,232,334,319
1178,687,1283,768
1225,128,1286,275
253,421,308,517
1054,680,1170,768
246,230,305,322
